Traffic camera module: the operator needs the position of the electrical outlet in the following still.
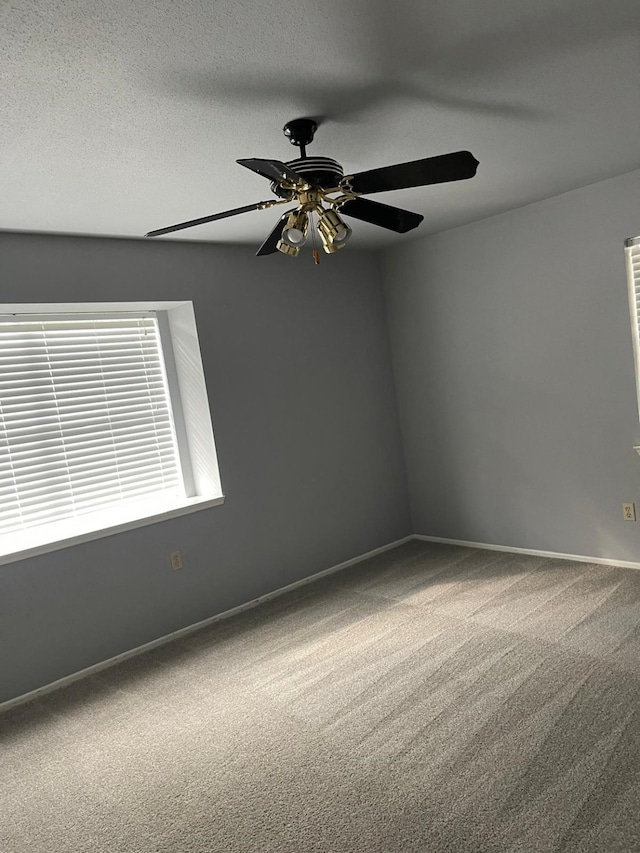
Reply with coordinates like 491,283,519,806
170,551,183,570
623,503,636,521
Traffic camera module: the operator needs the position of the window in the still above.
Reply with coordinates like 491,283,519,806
0,302,223,564
626,236,640,420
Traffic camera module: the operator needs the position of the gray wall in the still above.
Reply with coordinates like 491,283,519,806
0,232,411,703
384,168,640,561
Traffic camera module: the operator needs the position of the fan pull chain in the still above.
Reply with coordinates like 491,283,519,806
310,209,321,265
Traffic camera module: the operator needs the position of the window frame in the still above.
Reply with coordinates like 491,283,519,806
0,301,224,566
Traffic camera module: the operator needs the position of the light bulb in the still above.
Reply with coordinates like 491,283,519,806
334,223,350,244
285,227,305,244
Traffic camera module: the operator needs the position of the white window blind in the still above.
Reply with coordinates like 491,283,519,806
626,237,640,419
0,313,184,548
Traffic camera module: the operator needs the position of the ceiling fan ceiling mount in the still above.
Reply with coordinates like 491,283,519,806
282,118,318,151
145,118,479,258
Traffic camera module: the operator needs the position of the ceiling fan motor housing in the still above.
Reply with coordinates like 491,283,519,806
287,156,343,189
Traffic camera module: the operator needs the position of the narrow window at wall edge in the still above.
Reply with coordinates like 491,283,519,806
625,237,640,426
0,301,223,565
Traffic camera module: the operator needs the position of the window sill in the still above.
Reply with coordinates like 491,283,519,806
0,496,225,567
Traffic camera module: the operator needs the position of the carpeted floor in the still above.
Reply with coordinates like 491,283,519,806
3,540,640,852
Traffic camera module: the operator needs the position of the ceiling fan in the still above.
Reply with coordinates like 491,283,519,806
145,118,479,259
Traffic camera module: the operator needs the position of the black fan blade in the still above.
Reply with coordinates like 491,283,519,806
338,197,423,233
145,201,272,237
256,212,291,256
345,151,479,195
237,158,306,187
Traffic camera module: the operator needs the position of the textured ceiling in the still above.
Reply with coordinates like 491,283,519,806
2,0,640,249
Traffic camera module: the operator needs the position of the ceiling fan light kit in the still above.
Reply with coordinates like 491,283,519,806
317,208,352,251
145,118,479,259
279,209,309,249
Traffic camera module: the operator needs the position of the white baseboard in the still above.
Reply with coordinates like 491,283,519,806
0,535,413,715
412,534,640,571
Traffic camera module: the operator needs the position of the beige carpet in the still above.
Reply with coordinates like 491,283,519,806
3,540,640,852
